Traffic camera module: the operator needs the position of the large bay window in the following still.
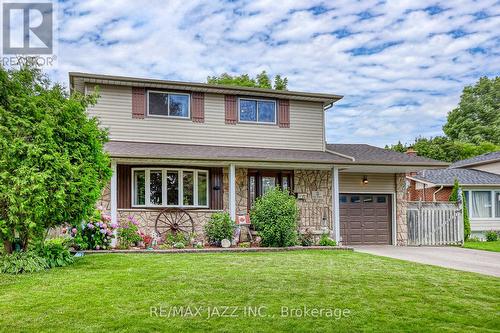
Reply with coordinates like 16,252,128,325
132,168,208,208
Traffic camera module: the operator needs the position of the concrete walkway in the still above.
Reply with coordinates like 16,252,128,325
354,246,500,277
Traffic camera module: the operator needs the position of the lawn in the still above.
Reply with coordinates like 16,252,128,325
0,251,499,332
463,240,500,252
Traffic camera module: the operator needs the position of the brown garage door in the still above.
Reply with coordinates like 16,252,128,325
340,194,392,245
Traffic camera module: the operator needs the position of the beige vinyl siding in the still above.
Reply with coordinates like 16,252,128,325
86,84,325,151
339,173,396,193
470,218,500,231
471,161,500,175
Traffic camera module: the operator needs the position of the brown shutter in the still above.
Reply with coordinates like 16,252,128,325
117,165,132,209
225,95,237,124
132,87,146,119
278,99,290,128
191,92,205,123
209,167,223,210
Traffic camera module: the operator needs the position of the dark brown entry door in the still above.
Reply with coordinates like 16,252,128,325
340,194,392,245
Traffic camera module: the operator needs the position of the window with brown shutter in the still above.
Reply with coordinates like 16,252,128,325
191,92,205,123
132,87,146,119
225,95,237,124
278,99,290,128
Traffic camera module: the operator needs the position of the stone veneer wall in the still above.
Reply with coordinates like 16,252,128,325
117,209,219,242
223,167,247,215
98,168,335,242
294,170,332,235
396,173,408,246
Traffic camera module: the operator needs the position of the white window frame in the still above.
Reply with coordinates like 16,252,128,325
131,168,209,208
238,97,277,124
146,90,191,119
463,189,500,219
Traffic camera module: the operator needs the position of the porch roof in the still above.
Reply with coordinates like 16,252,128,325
105,141,352,164
105,141,448,167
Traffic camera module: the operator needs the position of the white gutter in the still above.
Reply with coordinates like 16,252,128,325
433,185,444,202
325,148,355,161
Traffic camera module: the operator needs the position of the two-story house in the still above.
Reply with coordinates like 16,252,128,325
69,72,447,246
408,151,500,239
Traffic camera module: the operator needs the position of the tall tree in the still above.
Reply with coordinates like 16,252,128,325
0,66,111,253
444,76,500,145
387,76,500,162
207,71,288,90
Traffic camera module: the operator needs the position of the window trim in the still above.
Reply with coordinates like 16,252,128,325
131,167,209,208
464,189,500,220
146,90,191,119
237,97,277,125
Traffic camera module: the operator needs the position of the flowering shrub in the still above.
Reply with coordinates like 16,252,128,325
117,216,143,249
69,208,118,250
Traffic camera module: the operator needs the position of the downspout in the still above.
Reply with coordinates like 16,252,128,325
433,185,444,202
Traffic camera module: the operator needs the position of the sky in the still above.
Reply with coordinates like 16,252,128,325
49,0,499,147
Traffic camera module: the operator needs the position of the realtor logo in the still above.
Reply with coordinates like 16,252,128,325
2,2,53,54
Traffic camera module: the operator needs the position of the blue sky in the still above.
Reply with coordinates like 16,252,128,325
51,0,500,147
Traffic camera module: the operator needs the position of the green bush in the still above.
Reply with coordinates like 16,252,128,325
318,233,337,247
0,251,48,274
164,232,190,247
37,238,74,268
117,216,142,249
485,230,498,242
449,179,471,241
250,188,299,247
204,212,234,245
173,242,185,249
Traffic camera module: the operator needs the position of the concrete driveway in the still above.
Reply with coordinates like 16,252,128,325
354,246,500,277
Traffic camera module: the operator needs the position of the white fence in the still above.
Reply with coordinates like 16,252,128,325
407,202,464,246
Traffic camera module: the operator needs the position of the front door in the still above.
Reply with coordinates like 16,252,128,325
247,170,293,211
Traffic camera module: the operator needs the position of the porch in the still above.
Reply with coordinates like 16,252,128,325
101,159,409,246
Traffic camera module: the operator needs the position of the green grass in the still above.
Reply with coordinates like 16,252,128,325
0,251,499,332
464,240,500,252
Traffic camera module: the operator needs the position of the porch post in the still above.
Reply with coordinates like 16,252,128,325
229,163,236,221
110,160,118,247
332,166,341,243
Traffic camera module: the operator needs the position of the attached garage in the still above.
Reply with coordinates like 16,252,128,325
339,194,392,245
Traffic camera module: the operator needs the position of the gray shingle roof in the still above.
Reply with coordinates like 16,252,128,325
105,141,353,164
326,144,448,166
106,141,449,167
450,151,500,168
411,168,500,186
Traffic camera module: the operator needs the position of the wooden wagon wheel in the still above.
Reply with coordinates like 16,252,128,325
155,208,194,237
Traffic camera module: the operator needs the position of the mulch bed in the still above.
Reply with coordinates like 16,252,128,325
75,246,353,254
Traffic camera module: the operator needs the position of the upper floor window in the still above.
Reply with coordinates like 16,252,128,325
132,168,208,208
147,91,190,118
238,98,276,124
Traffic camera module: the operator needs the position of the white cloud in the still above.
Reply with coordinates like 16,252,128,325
46,0,499,147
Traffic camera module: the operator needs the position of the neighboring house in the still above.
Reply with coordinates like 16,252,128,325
407,151,500,239
69,72,446,246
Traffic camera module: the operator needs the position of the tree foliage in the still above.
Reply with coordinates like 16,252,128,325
449,179,471,241
0,65,111,253
444,76,500,145
207,71,288,90
386,76,500,162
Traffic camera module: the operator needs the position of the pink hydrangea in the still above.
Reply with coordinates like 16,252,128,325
110,222,118,229
101,213,112,222
71,228,77,234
